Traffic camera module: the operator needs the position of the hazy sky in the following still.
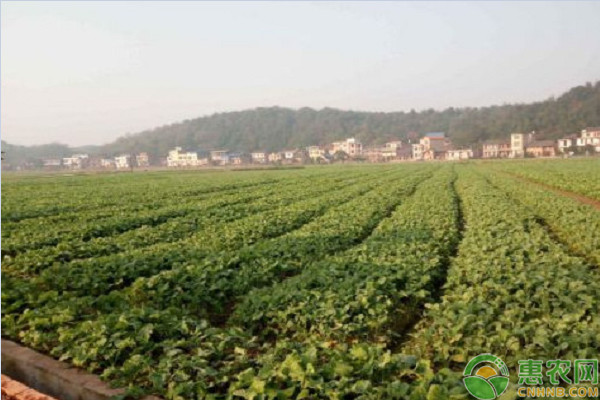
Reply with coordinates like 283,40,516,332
2,1,600,146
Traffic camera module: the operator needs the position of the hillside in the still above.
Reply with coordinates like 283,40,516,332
3,81,600,162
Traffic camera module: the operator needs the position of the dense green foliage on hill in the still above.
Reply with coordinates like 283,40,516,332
2,81,599,163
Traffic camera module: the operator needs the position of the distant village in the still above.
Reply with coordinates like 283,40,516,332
10,127,600,171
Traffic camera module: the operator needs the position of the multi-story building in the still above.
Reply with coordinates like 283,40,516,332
268,152,284,163
168,147,206,167
115,154,132,169
510,133,526,158
509,132,533,157
307,146,327,160
412,133,451,160
525,140,557,158
62,154,89,169
331,138,363,157
446,148,474,161
579,127,600,151
420,132,448,152
251,151,268,164
209,150,230,165
557,135,577,153
282,150,297,163
482,140,511,158
412,143,425,160
381,140,404,159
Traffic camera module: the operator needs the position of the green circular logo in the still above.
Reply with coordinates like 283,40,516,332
463,354,510,400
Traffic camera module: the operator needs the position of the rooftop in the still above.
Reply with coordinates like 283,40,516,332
527,140,556,148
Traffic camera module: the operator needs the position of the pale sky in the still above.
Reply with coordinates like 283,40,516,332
2,1,600,146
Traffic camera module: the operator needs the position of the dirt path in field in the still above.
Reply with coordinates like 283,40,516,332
504,172,600,211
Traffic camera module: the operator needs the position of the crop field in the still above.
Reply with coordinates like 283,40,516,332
2,159,600,400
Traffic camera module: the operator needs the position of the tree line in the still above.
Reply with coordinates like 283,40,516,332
2,81,599,165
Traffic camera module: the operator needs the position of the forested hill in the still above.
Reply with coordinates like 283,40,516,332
4,81,600,161
91,81,600,156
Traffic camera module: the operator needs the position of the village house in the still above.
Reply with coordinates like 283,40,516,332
557,134,578,153
307,146,327,160
579,127,600,152
280,149,298,163
525,140,557,158
558,128,600,154
421,132,449,151
446,148,474,161
251,151,268,164
115,154,132,169
228,152,247,165
136,152,150,168
423,149,447,161
62,154,89,169
331,138,363,157
412,143,425,160
510,133,525,158
283,150,295,160
268,152,284,163
482,140,511,158
209,150,230,165
412,133,451,160
509,132,536,158
381,140,405,159
168,147,206,167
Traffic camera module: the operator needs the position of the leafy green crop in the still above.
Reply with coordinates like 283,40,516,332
2,160,599,399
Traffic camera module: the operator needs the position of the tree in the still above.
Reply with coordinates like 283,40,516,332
333,150,349,163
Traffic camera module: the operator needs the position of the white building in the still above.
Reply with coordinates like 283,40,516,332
580,127,600,151
62,154,88,169
412,143,425,160
509,132,536,158
168,147,205,167
446,149,474,161
251,151,268,164
283,150,296,161
115,154,132,169
558,128,600,154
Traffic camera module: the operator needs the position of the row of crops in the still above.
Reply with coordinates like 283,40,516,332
487,158,600,201
2,159,600,399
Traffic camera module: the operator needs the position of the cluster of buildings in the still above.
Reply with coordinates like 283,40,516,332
43,153,150,170
557,127,600,154
31,127,600,171
481,127,600,159
165,137,415,167
164,135,476,167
